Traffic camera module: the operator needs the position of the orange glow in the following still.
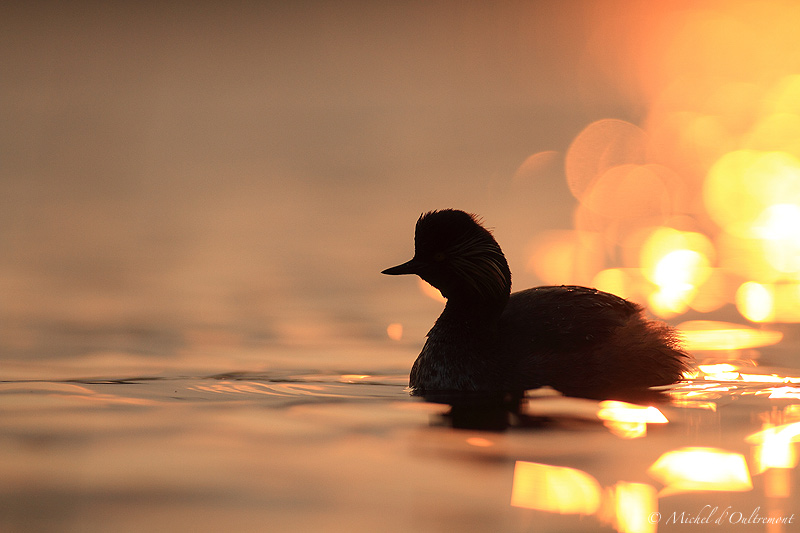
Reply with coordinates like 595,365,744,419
704,150,800,239
417,278,445,303
465,437,494,448
747,422,800,473
552,2,800,325
647,447,753,496
339,374,371,382
737,282,800,323
583,164,673,220
526,230,604,286
510,461,601,514
591,268,633,300
386,322,403,341
599,482,658,533
639,227,714,318
740,374,794,383
565,119,648,202
597,400,668,439
678,320,784,351
698,363,738,372
670,400,718,411
736,282,774,322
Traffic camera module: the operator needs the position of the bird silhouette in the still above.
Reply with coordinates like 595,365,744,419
383,209,690,404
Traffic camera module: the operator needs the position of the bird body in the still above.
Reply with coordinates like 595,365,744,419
383,210,690,401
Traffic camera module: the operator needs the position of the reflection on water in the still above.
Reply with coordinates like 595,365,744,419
647,447,753,496
2,353,800,532
510,461,602,514
597,401,668,439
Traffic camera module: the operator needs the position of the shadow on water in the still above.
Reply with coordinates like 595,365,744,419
415,390,525,431
416,388,676,431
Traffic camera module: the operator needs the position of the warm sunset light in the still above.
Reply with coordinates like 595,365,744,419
526,230,603,286
418,278,446,303
598,482,658,533
597,400,668,439
696,363,749,381
736,282,775,322
747,421,800,473
737,282,800,323
386,323,403,341
521,2,800,327
678,320,784,351
768,387,800,400
647,447,753,496
10,3,800,531
465,437,494,448
510,461,602,514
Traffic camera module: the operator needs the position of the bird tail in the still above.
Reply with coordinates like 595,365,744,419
552,312,692,401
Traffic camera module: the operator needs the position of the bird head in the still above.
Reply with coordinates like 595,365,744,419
382,209,511,303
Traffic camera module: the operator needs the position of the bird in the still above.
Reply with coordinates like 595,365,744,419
382,209,691,403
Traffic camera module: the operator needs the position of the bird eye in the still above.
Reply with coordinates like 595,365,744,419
434,252,446,262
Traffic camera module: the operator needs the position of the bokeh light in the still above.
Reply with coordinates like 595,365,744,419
523,1,800,327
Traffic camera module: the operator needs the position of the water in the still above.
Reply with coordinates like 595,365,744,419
3,342,800,533
4,3,800,531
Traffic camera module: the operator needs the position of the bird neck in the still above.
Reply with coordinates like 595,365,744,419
439,291,509,328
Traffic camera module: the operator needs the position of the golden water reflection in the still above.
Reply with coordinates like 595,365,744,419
677,320,783,352
510,461,602,515
511,461,658,533
597,400,668,439
599,482,658,533
647,447,753,496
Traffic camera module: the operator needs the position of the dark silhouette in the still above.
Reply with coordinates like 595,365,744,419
383,209,691,413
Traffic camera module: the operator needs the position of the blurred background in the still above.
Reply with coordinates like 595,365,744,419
3,0,800,370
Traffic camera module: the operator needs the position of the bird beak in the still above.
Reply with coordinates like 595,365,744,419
381,258,421,276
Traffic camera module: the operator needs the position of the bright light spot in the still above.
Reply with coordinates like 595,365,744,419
466,437,494,448
747,421,800,473
739,374,785,383
649,249,709,315
754,203,800,274
736,282,800,323
647,447,753,496
418,278,445,303
736,281,774,322
698,363,740,381
678,320,784,351
698,363,738,373
510,461,602,514
598,401,668,439
754,203,800,240
704,150,800,238
386,322,403,341
340,374,371,382
599,482,658,533
639,227,713,317
598,401,669,424
653,250,707,289
768,387,800,399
